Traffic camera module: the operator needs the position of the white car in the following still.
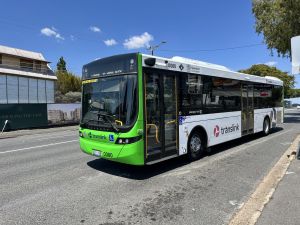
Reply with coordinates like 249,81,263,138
297,106,300,110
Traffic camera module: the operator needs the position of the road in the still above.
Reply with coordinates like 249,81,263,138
1,110,300,225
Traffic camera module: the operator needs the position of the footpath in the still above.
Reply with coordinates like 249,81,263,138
229,134,300,225
256,157,300,225
0,125,79,139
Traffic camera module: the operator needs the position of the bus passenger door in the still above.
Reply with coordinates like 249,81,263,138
248,85,254,133
242,84,254,135
145,73,162,159
144,71,178,163
163,75,178,155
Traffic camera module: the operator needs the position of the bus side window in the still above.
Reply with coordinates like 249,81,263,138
179,74,203,115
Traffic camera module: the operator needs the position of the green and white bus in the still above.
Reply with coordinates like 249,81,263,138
79,53,283,165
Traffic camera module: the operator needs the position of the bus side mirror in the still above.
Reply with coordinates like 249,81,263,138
144,58,156,66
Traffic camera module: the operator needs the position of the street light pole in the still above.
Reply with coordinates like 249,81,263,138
147,41,166,55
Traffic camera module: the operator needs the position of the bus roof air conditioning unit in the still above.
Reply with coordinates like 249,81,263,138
292,36,300,75
171,56,231,71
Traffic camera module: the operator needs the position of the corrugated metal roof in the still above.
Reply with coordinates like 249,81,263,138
0,45,48,62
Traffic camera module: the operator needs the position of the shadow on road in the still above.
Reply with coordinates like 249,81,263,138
87,127,285,180
87,156,189,180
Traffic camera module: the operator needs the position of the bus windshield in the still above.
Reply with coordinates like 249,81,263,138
81,74,138,130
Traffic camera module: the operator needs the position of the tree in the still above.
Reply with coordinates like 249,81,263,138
56,71,81,94
57,57,67,72
289,88,300,97
252,0,300,58
239,64,295,96
54,57,81,103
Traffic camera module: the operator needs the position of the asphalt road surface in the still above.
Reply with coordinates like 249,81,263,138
1,110,300,225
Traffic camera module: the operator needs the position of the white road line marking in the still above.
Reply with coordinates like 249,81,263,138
280,142,292,146
26,134,77,141
229,200,239,206
285,171,295,175
0,140,78,154
229,200,244,209
2,129,78,140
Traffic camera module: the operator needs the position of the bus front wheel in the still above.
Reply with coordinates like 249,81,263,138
188,131,205,160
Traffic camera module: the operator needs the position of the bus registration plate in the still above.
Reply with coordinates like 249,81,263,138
92,150,101,157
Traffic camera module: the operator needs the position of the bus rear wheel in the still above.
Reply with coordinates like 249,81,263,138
188,131,205,160
263,117,270,136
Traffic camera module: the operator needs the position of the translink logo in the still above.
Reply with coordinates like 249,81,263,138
214,124,239,137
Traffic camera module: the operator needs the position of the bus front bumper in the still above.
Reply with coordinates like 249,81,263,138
80,137,144,166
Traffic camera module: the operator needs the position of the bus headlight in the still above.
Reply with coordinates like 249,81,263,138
79,131,83,137
115,136,142,144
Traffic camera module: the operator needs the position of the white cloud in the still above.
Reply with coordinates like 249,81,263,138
40,27,64,40
70,35,75,41
90,26,101,33
264,61,277,67
104,39,117,46
123,32,153,49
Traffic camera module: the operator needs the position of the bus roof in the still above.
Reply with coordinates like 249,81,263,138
141,54,283,86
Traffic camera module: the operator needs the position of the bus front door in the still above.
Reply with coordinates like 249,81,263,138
145,71,178,163
242,84,254,135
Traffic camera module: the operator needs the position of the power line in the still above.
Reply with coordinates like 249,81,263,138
159,43,264,53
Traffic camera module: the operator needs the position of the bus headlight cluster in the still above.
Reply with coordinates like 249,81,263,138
79,131,83,137
115,136,142,144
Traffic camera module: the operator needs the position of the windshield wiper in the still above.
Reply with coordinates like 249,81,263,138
81,118,103,127
96,111,119,132
81,116,119,132
83,106,120,132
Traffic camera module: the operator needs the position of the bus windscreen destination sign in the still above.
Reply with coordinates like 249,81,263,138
82,53,138,79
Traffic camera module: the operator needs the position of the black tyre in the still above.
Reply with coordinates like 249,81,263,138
188,131,205,160
263,117,270,136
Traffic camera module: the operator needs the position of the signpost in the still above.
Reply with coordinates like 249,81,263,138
1,120,8,133
291,36,300,75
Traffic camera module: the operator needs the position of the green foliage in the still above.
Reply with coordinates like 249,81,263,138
55,91,81,103
54,57,82,103
239,64,295,97
252,0,300,58
57,57,67,72
56,71,81,94
288,88,300,97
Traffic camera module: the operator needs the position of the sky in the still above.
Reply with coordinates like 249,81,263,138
1,0,299,88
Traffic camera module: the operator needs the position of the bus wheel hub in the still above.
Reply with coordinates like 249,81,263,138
190,136,201,153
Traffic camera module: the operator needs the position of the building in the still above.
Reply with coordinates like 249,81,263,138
71,107,81,121
48,110,65,124
0,45,57,130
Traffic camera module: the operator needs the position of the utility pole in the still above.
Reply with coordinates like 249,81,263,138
147,41,167,55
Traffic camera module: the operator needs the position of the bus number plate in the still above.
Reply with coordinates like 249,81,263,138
92,150,101,157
